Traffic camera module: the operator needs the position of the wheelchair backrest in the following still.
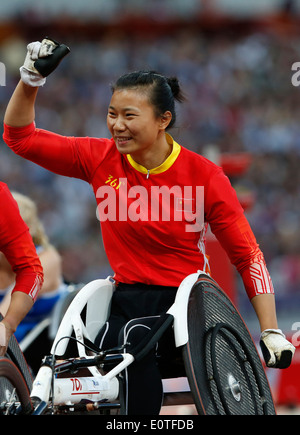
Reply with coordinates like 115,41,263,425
86,279,114,342
51,277,115,356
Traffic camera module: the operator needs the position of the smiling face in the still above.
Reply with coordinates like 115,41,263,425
107,88,172,168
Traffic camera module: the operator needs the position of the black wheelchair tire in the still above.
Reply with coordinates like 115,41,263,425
182,274,276,415
0,357,33,414
0,314,33,391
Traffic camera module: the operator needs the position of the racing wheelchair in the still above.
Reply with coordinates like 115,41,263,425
0,272,276,415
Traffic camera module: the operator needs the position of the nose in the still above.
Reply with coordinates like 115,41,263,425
113,116,126,132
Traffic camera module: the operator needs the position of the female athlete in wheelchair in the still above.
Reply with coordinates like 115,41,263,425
2,38,295,415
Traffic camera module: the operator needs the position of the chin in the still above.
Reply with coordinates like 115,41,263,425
116,145,130,155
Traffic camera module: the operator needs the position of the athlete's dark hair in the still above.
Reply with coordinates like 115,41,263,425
111,71,185,129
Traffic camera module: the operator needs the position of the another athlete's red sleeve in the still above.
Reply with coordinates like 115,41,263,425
206,170,274,300
0,183,43,301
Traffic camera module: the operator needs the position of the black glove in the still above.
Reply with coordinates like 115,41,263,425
20,37,70,86
260,329,295,369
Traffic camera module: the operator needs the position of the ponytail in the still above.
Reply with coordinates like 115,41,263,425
166,76,185,103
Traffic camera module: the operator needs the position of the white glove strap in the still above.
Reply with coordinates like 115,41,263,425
260,329,285,340
20,66,46,87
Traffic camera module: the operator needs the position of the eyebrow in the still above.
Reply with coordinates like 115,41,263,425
109,105,139,112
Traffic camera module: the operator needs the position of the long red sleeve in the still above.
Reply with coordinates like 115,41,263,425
3,122,93,181
211,213,274,299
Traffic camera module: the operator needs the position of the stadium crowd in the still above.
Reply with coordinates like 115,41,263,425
0,22,300,314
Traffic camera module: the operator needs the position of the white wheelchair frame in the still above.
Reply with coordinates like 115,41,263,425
30,273,200,412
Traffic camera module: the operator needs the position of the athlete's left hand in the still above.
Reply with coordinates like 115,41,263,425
0,322,10,356
260,329,295,369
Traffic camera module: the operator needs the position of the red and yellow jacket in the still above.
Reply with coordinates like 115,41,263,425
3,122,273,300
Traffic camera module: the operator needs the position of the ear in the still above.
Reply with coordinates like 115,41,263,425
159,111,172,130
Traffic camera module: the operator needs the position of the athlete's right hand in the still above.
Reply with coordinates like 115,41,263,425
20,37,70,87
